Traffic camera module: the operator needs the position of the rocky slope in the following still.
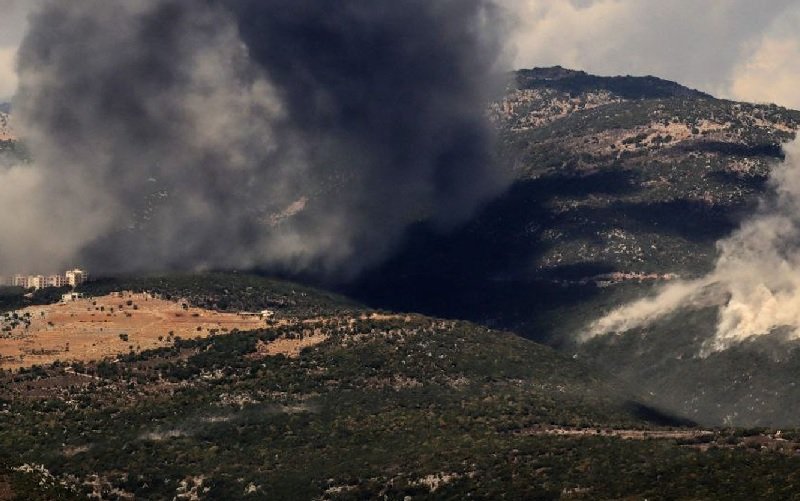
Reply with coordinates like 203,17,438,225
493,66,798,276
349,67,800,427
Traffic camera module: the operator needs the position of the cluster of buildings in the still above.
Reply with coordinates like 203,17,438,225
0,269,89,290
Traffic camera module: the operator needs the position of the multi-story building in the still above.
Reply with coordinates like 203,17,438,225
65,269,88,287
2,269,89,290
47,275,68,288
28,275,47,290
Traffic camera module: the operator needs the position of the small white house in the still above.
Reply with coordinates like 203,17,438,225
237,310,276,319
61,292,84,303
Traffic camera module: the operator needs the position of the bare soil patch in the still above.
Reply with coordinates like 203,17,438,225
0,292,267,370
250,333,329,359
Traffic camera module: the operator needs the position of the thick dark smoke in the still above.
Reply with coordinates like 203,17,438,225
3,0,509,278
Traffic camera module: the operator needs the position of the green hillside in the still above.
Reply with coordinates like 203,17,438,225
5,273,800,499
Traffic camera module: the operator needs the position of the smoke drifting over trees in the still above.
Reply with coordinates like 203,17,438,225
1,0,509,278
590,139,800,354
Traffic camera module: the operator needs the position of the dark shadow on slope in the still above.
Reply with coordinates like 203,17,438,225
623,402,697,427
707,170,769,190
679,141,784,158
608,199,740,244
345,161,752,347
344,171,644,344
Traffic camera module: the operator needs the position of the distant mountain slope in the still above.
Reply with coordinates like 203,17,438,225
349,67,800,427
355,66,799,323
492,68,798,276
491,66,711,132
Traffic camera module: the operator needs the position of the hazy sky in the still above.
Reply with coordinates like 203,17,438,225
1,0,800,107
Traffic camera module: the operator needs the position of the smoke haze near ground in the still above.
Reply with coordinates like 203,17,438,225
1,0,510,278
588,138,800,354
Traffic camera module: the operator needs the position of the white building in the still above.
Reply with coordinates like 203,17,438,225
28,275,47,290
61,292,84,303
65,269,88,287
2,268,89,290
47,275,68,288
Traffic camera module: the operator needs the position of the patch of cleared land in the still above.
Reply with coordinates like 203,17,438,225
250,334,329,359
247,313,410,359
0,292,268,370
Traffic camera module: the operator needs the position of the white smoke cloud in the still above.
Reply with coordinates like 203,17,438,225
587,139,800,354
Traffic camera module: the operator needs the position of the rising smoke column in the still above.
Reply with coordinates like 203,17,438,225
2,0,509,278
588,138,800,354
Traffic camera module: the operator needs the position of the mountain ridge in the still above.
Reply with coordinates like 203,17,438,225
513,65,712,99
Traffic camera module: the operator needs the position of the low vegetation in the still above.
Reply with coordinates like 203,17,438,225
2,274,800,499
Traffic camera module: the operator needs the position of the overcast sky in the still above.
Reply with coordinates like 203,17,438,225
2,0,800,107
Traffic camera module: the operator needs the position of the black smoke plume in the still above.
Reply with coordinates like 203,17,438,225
3,0,509,278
